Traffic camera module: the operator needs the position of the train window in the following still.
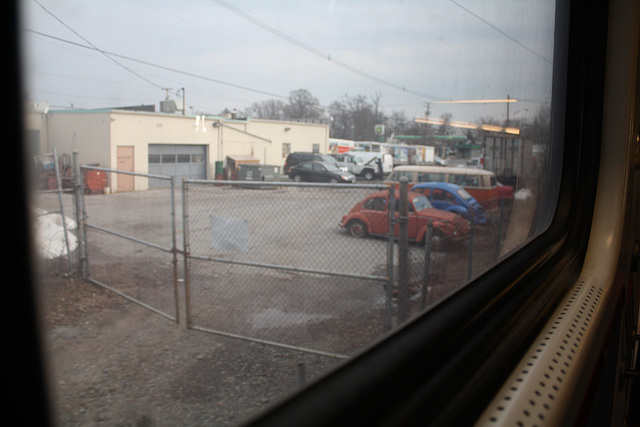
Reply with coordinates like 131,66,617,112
20,0,570,425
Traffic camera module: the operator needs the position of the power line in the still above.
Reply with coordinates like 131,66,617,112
449,0,552,65
210,0,443,101
32,0,165,89
27,30,291,101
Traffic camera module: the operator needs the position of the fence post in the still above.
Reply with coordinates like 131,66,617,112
398,177,409,325
53,147,73,274
297,363,306,388
72,151,87,279
421,220,432,311
170,177,180,324
467,221,474,282
496,198,504,261
385,187,395,331
182,179,192,328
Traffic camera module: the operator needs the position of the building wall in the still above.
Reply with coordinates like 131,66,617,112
46,111,112,168
37,109,329,191
110,111,217,189
25,111,48,155
219,119,329,169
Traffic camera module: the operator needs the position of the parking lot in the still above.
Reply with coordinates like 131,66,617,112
36,175,512,357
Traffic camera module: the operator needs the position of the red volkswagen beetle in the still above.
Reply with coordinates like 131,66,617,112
340,190,470,249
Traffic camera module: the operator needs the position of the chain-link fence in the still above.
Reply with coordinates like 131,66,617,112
79,166,180,323
182,180,393,358
31,149,77,276
32,190,77,275
34,156,511,359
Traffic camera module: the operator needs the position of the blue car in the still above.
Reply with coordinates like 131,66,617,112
411,182,487,225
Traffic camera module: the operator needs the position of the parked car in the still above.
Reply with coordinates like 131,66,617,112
433,155,447,166
410,182,487,225
284,152,349,174
385,165,499,215
466,157,483,168
288,161,356,183
497,181,515,202
331,152,394,180
340,190,470,249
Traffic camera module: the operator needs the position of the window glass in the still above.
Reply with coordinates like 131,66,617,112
444,191,457,204
391,171,414,181
450,174,479,187
457,188,473,200
319,154,337,165
417,172,445,182
24,0,557,424
364,197,386,211
161,154,176,163
412,195,432,212
282,143,291,158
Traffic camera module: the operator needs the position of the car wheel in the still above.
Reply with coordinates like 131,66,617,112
348,220,367,238
293,174,302,182
330,178,338,184
363,170,374,180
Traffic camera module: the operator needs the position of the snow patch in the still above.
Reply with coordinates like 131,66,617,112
34,208,78,259
514,188,533,201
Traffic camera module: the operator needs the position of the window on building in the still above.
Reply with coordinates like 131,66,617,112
161,154,176,163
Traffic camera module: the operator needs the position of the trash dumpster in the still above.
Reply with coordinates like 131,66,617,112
237,164,280,181
215,161,224,180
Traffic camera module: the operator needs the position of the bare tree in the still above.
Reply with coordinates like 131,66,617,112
246,99,286,120
329,99,350,139
284,89,321,121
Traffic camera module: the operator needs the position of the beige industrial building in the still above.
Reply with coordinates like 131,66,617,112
25,106,330,192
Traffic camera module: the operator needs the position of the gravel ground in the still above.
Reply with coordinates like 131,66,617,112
36,199,518,426
39,266,341,426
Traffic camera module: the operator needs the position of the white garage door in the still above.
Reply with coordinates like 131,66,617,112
148,144,206,187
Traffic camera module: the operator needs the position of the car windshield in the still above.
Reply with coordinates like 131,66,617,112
412,195,432,212
324,163,341,172
320,154,338,164
457,188,473,200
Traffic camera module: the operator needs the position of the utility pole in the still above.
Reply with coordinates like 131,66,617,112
424,102,432,143
181,87,185,116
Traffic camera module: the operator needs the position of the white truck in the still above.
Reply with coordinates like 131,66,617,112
331,151,394,180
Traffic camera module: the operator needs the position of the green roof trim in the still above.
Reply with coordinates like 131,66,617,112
394,135,467,141
431,135,467,140
453,143,483,149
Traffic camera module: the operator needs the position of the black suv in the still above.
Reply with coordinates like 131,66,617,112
284,152,348,174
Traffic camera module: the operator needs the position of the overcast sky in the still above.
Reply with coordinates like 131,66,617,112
20,0,556,125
